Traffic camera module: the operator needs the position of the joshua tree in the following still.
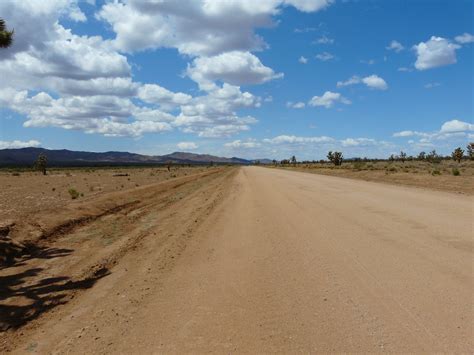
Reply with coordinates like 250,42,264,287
0,19,14,48
426,149,441,164
290,155,297,166
417,151,426,161
399,151,407,163
467,143,474,160
451,147,464,163
327,151,343,166
35,154,48,175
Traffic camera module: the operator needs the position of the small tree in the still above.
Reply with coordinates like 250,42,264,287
327,151,343,166
467,143,473,160
34,154,48,175
290,155,297,166
399,151,407,163
451,147,464,163
426,150,441,164
417,151,426,161
388,154,396,162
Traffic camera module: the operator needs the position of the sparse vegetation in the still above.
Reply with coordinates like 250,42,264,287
426,150,441,164
269,147,474,194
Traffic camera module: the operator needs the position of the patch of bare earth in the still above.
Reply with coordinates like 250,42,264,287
0,167,237,352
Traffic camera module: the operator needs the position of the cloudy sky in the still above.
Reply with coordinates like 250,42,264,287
0,0,472,160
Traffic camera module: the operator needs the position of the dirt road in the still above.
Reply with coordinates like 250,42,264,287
3,167,472,353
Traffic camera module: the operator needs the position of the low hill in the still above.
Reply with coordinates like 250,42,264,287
0,147,257,166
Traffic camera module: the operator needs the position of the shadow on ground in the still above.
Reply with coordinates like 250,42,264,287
0,245,109,331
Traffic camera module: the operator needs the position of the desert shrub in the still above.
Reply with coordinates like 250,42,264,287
11,172,20,176
452,168,460,176
352,161,366,170
426,150,441,164
388,166,397,172
68,188,80,199
431,169,441,176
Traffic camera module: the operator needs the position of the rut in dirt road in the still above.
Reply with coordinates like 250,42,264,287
4,166,473,353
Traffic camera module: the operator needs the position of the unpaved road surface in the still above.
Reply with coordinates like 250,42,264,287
2,167,472,353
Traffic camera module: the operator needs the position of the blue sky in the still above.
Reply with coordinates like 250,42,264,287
0,0,472,160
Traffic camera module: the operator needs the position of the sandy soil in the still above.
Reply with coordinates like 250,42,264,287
1,167,472,353
271,160,474,195
0,166,212,223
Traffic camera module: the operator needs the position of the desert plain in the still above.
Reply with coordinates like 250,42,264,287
0,164,472,353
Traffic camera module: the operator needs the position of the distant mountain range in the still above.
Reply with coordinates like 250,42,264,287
0,147,271,166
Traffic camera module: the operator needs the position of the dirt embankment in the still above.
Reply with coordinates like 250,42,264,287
0,167,236,351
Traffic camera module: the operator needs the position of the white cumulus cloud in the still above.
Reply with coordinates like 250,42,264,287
337,75,388,90
97,0,334,56
299,56,308,64
187,51,283,91
413,36,460,70
224,139,261,149
0,140,41,149
286,101,306,109
440,119,474,133
308,91,351,108
386,40,404,52
177,142,198,150
454,33,474,44
315,52,334,61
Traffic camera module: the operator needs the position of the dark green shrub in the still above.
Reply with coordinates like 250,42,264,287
68,188,80,199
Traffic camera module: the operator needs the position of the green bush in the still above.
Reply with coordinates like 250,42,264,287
431,169,441,176
452,168,460,176
68,188,80,199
